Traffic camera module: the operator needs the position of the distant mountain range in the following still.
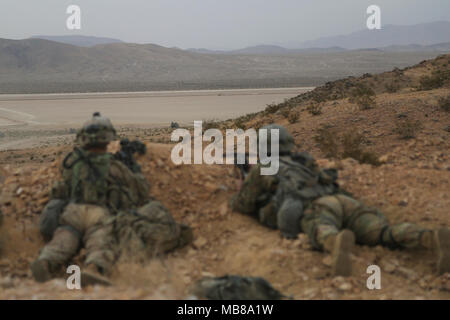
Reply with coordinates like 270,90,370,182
188,21,450,55
32,21,450,55
298,21,450,50
187,45,348,55
0,37,445,94
31,35,123,47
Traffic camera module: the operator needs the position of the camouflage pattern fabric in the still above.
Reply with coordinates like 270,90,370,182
301,194,428,250
51,148,150,213
191,275,285,300
38,203,116,274
231,151,429,251
39,199,67,242
231,152,338,234
112,201,193,257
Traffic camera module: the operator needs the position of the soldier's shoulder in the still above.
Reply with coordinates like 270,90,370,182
292,151,316,162
109,158,135,177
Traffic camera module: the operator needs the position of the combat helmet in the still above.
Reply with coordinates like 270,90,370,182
76,112,117,149
260,124,295,155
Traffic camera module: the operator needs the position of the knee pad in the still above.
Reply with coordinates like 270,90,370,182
314,195,344,217
137,201,175,224
277,198,303,239
258,203,278,229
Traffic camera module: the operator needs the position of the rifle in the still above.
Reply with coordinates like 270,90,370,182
114,138,147,173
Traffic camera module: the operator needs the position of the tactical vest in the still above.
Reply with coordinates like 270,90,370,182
272,153,339,210
64,149,112,206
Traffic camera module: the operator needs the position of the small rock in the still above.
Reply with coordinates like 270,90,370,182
380,260,396,273
338,282,352,291
397,267,417,280
0,276,14,289
397,200,408,207
201,271,215,278
379,155,389,163
322,255,333,267
193,237,208,249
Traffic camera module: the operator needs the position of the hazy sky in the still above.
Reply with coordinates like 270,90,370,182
1,0,449,49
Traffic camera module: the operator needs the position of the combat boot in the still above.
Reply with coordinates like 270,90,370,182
30,259,53,283
323,230,355,277
80,264,112,287
422,228,450,275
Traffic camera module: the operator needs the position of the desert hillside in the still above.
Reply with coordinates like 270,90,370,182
0,37,445,93
0,54,449,299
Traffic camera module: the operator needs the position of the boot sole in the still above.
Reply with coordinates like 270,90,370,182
30,260,52,283
332,230,355,277
436,228,450,275
80,271,112,287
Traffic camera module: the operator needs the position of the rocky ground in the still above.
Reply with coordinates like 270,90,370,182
0,54,449,300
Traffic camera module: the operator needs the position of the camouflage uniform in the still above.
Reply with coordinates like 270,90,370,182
191,275,285,300
32,113,191,283
231,156,428,251
231,124,449,275
38,148,150,275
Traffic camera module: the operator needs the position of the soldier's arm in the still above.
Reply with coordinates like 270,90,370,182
230,164,277,216
110,160,151,206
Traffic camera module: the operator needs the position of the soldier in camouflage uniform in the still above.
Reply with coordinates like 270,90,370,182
31,112,192,285
231,124,450,276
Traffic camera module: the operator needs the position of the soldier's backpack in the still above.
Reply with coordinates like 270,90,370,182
273,152,339,210
191,275,285,300
267,152,339,238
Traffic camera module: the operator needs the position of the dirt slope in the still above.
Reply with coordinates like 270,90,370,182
0,54,449,299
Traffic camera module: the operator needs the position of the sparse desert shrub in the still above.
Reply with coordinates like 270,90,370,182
340,132,380,166
233,118,246,129
202,119,220,132
394,119,422,139
418,70,450,91
314,126,339,158
288,110,300,124
349,83,376,102
385,82,400,93
355,94,376,110
418,74,444,90
307,103,323,116
264,103,282,115
280,108,291,119
438,95,450,112
314,126,380,165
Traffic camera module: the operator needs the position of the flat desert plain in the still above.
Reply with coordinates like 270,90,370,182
0,87,312,150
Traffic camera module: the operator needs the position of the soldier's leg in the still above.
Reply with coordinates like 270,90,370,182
379,223,450,274
135,201,193,253
116,201,192,257
301,196,344,250
338,194,450,274
82,206,116,276
301,195,355,276
31,226,81,282
336,194,428,249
